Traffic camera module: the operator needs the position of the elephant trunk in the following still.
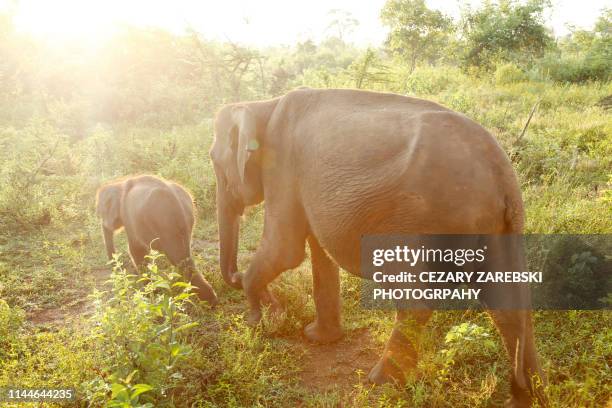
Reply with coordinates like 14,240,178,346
102,225,116,260
217,194,243,290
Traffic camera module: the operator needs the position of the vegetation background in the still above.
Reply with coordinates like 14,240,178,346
0,0,610,406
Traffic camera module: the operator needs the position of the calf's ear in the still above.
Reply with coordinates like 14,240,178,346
96,184,122,230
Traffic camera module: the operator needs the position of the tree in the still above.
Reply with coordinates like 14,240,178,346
555,8,611,82
460,0,553,68
589,8,611,77
326,9,359,42
380,0,453,73
187,30,265,102
594,8,611,36
347,48,390,89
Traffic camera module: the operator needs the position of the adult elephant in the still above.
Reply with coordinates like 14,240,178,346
210,88,546,407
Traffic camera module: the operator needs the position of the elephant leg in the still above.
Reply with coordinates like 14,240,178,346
128,240,148,271
177,258,218,306
304,236,343,343
368,309,432,385
242,232,306,325
479,235,546,407
489,310,547,408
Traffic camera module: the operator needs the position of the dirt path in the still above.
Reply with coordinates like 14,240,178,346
295,328,380,392
28,267,111,326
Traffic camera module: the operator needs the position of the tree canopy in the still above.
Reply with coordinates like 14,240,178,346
380,0,454,72
460,0,553,67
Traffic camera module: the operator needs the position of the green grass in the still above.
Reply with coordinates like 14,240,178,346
0,71,610,407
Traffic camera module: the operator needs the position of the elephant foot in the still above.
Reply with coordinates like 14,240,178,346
246,293,283,326
247,309,263,326
503,396,532,408
191,275,219,306
195,285,218,306
304,320,343,344
503,388,536,408
367,357,406,386
228,272,244,289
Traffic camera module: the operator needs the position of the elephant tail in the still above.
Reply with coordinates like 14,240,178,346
503,194,524,234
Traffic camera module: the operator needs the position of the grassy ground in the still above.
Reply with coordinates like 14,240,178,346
0,69,611,407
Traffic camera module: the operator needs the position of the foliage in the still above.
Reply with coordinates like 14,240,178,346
538,8,612,82
381,0,454,73
0,300,24,363
347,48,392,89
436,322,496,382
531,236,612,309
84,253,200,407
326,9,360,42
460,0,554,68
494,62,527,84
0,123,75,232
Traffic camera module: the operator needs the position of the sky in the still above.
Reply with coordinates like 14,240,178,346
1,0,609,46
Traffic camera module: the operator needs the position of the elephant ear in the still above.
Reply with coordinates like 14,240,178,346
96,184,122,230
231,105,259,184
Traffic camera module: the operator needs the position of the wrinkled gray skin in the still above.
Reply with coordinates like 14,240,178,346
211,89,546,407
96,175,218,305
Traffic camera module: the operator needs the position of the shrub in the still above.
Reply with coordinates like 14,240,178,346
436,322,497,382
404,66,466,96
531,236,612,309
494,62,527,84
460,0,553,69
537,53,611,83
84,253,201,407
0,300,24,363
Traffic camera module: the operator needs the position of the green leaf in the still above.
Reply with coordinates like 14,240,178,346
174,293,193,301
484,339,497,350
171,343,182,357
110,383,130,402
130,384,154,400
153,281,170,291
175,322,199,333
124,369,138,385
168,272,182,279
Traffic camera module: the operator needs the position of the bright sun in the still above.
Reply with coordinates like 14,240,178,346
8,0,176,42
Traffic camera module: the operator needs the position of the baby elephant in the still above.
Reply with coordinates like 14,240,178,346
96,175,218,305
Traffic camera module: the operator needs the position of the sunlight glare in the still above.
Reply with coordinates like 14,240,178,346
10,0,184,43
3,0,609,46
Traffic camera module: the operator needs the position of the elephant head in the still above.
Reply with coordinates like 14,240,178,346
95,182,123,260
210,100,278,289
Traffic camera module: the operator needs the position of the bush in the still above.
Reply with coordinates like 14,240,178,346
494,62,527,84
460,0,553,69
531,236,612,309
436,322,497,382
0,122,88,232
0,300,24,362
403,66,466,95
84,253,201,407
537,53,611,83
